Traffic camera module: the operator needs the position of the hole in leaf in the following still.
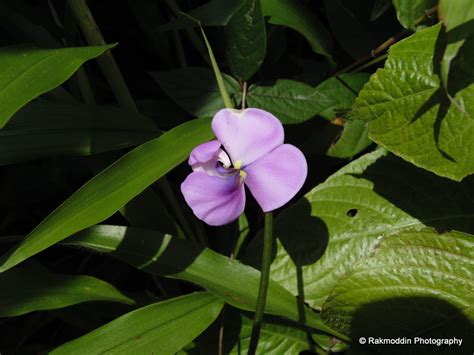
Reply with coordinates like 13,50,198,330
347,208,358,217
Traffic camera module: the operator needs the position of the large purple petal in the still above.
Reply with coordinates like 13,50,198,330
245,144,307,212
212,108,284,166
181,172,246,226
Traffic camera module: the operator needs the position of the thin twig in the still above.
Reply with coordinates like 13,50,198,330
241,81,248,109
335,5,438,76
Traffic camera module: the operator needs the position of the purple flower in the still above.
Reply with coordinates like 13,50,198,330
181,108,308,226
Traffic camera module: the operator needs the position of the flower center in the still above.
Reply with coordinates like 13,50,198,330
217,151,247,180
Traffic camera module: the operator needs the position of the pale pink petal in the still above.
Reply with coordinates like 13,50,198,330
181,172,245,226
188,140,234,177
212,108,284,166
188,140,221,166
245,144,307,212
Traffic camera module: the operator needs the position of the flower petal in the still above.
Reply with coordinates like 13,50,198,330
188,140,221,166
181,172,246,226
188,140,221,176
245,144,307,212
212,108,284,165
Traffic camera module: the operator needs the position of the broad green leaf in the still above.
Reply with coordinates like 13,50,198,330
61,225,347,339
247,79,331,124
322,228,474,352
52,292,223,355
0,263,133,317
246,73,369,124
0,101,158,165
439,0,474,89
327,119,372,159
0,44,114,128
224,0,266,80
0,117,213,273
243,149,474,310
351,24,474,181
392,0,437,30
161,0,333,58
315,73,370,120
150,68,240,117
170,1,393,66
261,0,333,57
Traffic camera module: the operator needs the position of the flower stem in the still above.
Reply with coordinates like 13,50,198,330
199,28,233,109
248,212,273,354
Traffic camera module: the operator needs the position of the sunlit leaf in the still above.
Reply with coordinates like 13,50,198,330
52,292,223,355
244,149,474,309
392,0,437,30
0,117,213,273
439,0,474,89
322,228,474,353
61,225,347,339
0,44,113,128
351,24,474,181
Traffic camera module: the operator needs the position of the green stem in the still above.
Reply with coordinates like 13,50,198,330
199,28,233,109
248,212,273,354
232,213,249,259
67,0,137,112
351,53,388,74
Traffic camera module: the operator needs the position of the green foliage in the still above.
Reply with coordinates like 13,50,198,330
0,117,213,273
0,262,134,317
322,228,474,351
392,0,437,30
327,119,371,159
151,68,240,116
351,24,474,181
61,225,343,338
260,0,333,57
0,44,113,128
246,74,368,124
244,148,474,308
52,292,223,354
224,0,266,80
246,79,330,124
439,0,474,88
1,1,473,353
0,101,158,165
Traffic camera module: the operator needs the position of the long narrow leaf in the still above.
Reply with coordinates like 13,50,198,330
0,263,134,317
51,292,223,354
0,44,114,127
0,117,213,272
61,225,348,339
